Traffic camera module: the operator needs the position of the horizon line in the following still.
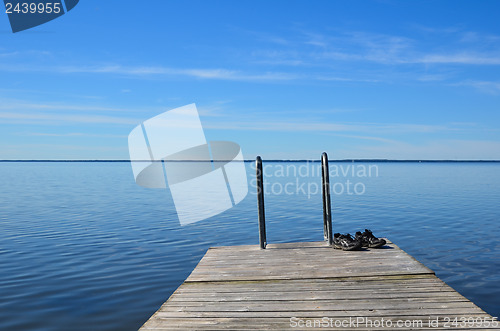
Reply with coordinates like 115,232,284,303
1,159,500,163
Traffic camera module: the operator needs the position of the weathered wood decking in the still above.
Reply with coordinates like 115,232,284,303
140,240,499,330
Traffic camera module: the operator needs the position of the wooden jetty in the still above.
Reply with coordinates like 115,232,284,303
139,154,499,330
139,240,498,330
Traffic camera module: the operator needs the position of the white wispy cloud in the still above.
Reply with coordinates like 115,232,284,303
0,50,51,58
25,132,127,138
416,74,451,82
316,75,381,83
346,139,500,160
0,101,136,112
410,25,461,35
0,51,20,57
196,101,234,117
453,80,500,94
3,64,298,82
0,111,139,125
204,118,462,134
327,133,398,144
459,31,500,44
415,53,500,65
250,28,500,68
0,97,243,126
0,87,104,100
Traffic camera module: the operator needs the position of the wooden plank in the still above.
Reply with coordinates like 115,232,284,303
160,300,476,311
168,291,465,302
176,274,442,286
186,269,432,282
141,316,500,330
139,241,499,330
155,310,492,319
175,280,450,292
209,241,340,250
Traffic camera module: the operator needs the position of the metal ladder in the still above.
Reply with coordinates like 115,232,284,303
256,153,333,249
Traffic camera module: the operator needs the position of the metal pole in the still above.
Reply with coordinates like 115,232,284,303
321,152,333,246
256,156,267,249
321,155,328,241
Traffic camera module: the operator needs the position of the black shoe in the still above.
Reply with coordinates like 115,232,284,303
333,233,362,251
355,229,386,248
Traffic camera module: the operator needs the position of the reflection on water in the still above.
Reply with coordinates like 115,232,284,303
0,162,499,330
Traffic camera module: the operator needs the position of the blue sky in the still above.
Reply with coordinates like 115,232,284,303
1,0,500,160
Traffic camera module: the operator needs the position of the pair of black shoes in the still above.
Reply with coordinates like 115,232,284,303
333,229,386,251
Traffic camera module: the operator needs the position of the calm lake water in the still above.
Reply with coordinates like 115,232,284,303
0,161,499,330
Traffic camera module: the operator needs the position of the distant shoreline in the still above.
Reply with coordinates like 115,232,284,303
1,160,500,163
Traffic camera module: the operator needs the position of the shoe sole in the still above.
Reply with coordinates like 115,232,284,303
333,243,362,251
368,240,387,248
357,238,387,249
